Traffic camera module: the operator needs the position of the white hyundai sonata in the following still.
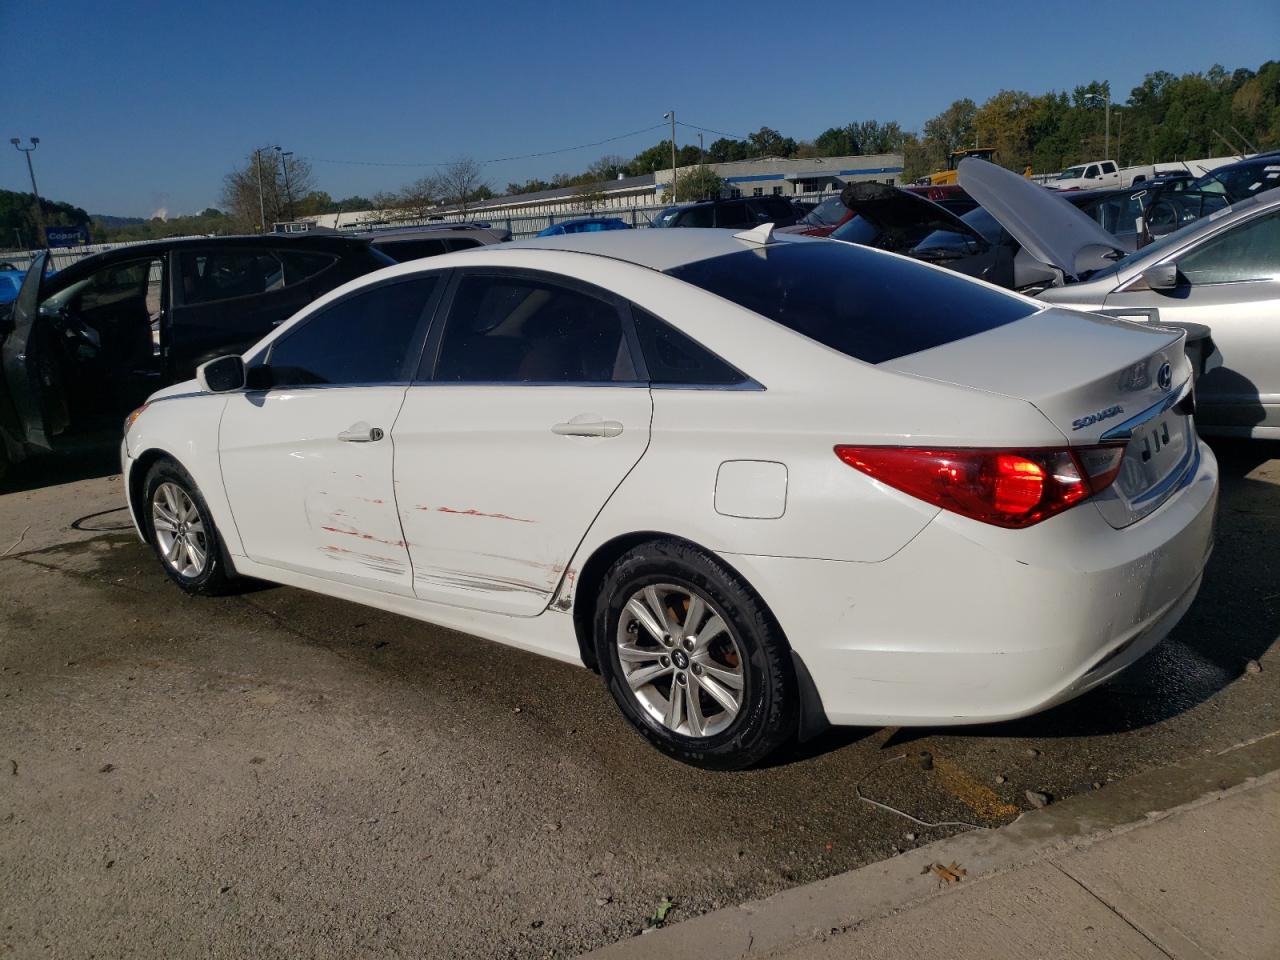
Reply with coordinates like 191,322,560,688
121,227,1218,769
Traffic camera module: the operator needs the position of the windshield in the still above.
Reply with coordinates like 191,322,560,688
803,196,849,227
1196,163,1279,203
912,206,1004,253
1057,165,1088,180
651,207,681,228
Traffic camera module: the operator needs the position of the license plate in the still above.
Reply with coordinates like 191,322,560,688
1140,417,1172,463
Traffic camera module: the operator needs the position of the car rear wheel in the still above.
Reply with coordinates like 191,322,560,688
143,458,235,596
594,539,797,770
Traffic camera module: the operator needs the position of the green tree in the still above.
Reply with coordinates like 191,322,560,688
664,166,725,202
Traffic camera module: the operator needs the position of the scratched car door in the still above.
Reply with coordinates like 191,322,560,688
394,269,652,616
219,276,440,595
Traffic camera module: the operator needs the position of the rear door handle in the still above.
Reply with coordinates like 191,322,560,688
338,422,384,442
551,419,623,438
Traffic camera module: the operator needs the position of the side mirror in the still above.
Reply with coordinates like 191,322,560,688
1142,262,1179,290
196,355,246,393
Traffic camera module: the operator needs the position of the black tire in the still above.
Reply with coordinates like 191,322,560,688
142,457,236,596
593,538,798,770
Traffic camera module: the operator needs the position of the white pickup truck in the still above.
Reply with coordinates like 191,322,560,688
1047,160,1121,190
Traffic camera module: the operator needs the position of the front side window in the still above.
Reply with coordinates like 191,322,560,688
1177,212,1280,285
680,205,714,228
278,251,337,285
666,241,1035,365
712,202,749,227
265,277,438,386
1085,165,1100,179
432,273,637,384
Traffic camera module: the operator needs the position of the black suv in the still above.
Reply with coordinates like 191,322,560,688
652,194,801,229
0,234,391,479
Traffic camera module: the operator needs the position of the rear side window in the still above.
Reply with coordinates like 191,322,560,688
278,251,337,285
631,306,747,386
432,273,638,384
445,237,482,251
179,251,283,305
665,242,1035,365
265,277,438,386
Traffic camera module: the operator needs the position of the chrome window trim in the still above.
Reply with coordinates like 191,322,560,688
402,379,764,391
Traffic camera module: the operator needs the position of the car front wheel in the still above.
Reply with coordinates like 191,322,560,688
594,539,797,770
143,458,235,596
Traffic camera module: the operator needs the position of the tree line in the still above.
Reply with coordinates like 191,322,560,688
8,59,1274,246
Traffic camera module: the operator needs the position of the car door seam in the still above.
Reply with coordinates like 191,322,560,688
544,386,657,613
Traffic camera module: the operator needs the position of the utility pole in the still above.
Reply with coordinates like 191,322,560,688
698,132,704,166
275,146,295,222
10,138,46,247
254,148,266,233
663,111,676,201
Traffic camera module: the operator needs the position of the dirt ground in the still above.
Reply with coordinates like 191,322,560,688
1,440,1277,959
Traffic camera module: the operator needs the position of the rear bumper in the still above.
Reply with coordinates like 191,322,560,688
722,439,1219,726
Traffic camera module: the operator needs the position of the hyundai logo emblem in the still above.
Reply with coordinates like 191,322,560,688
1157,362,1173,391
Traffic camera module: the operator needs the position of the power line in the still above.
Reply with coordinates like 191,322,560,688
301,122,670,169
677,120,750,141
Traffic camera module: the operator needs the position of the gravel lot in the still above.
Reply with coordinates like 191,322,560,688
1,440,1277,959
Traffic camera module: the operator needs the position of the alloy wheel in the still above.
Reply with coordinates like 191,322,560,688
151,482,209,579
616,583,746,738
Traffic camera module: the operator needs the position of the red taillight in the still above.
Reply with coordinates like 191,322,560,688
834,444,1126,529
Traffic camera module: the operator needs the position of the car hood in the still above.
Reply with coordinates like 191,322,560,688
957,159,1125,279
838,182,983,244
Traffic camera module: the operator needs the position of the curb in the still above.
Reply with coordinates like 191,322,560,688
578,731,1280,959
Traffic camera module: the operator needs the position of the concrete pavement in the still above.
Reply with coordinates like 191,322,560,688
583,733,1280,960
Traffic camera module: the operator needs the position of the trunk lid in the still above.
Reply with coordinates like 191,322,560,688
883,306,1197,527
957,158,1127,280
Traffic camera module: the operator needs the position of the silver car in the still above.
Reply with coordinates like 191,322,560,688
959,160,1280,440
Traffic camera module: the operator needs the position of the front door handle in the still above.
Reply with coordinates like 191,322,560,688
551,419,624,438
338,422,384,442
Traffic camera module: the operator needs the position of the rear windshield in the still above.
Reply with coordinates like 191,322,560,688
664,241,1036,364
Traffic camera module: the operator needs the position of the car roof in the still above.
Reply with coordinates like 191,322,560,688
357,223,502,240
495,228,818,272
36,233,374,287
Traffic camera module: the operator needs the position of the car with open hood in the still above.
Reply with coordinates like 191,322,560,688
828,178,1131,291
0,234,391,480
783,185,975,239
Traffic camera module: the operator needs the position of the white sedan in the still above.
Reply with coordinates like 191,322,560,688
121,227,1218,769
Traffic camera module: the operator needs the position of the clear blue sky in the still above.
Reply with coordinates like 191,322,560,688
3,0,1277,218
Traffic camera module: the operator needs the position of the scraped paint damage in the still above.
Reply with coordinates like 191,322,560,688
317,545,404,576
414,567,545,596
319,525,407,549
415,505,536,524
